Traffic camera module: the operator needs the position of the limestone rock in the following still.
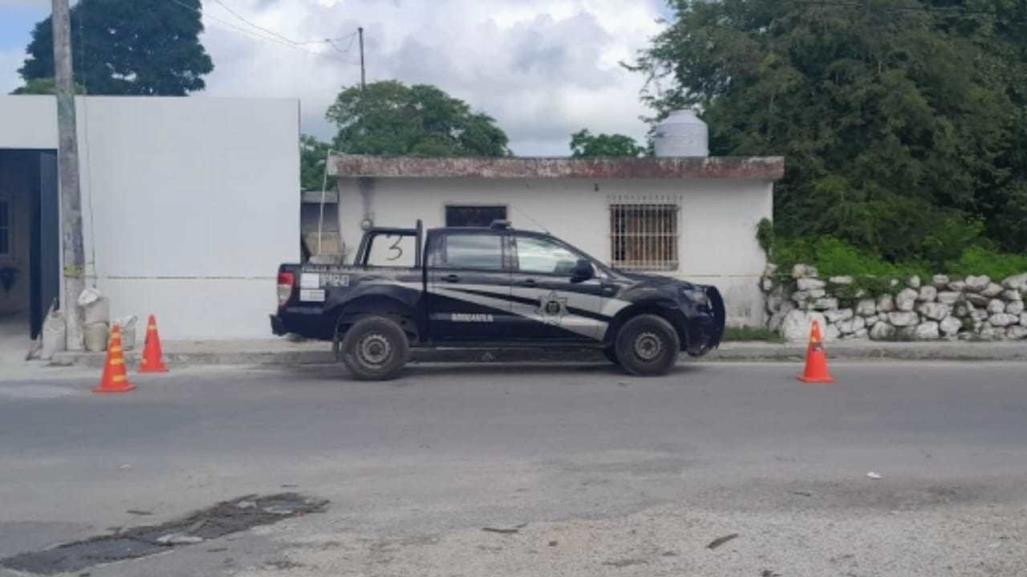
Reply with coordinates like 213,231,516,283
895,288,918,312
1008,326,1027,340
792,264,818,279
836,316,866,334
1002,273,1027,291
954,302,973,317
989,313,1019,327
948,280,966,292
768,301,796,332
987,299,1006,314
856,298,877,316
761,276,775,292
907,275,922,289
781,310,827,342
792,291,811,304
936,291,960,306
965,293,990,307
1007,301,1025,316
853,327,869,339
824,308,854,323
869,322,896,340
888,311,919,327
979,326,1003,340
829,275,853,285
877,294,895,313
865,315,879,327
824,323,841,341
971,310,990,322
982,283,1004,298
1002,289,1022,302
965,275,991,292
812,297,838,311
940,316,962,336
932,274,950,288
918,302,950,321
917,286,937,302
797,277,827,291
1022,312,1027,327
914,321,940,340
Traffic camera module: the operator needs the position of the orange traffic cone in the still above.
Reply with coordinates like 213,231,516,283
798,320,835,384
95,325,136,394
139,315,169,373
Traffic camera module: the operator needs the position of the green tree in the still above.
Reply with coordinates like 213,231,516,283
10,78,86,95
18,0,213,96
569,129,646,158
300,135,336,192
326,81,510,157
636,0,1027,259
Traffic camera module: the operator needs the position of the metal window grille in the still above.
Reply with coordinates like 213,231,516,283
609,198,679,271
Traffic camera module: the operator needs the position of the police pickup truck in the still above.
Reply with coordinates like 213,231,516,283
272,221,724,380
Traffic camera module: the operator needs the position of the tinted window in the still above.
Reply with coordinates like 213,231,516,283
515,236,582,275
431,234,503,270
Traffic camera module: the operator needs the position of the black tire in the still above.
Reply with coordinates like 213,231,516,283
603,347,620,365
340,316,410,380
614,314,680,376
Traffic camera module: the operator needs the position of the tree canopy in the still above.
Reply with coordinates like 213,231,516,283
326,81,510,157
637,0,1027,262
300,135,336,192
18,0,213,96
569,129,646,158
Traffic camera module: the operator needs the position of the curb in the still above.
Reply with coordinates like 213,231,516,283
49,341,1027,368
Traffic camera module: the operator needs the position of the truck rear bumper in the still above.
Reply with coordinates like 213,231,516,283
270,314,287,336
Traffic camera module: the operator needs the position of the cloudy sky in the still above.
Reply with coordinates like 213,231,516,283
0,0,670,156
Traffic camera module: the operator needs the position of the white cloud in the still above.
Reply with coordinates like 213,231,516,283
0,48,26,92
197,0,666,155
0,0,666,155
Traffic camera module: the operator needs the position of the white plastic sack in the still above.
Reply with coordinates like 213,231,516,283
78,288,110,325
39,310,67,360
83,322,109,352
118,315,138,351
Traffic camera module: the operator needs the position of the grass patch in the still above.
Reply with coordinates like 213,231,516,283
723,326,785,342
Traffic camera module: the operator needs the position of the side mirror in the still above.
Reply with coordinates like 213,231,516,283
570,259,594,283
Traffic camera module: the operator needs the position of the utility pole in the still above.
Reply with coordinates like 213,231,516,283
358,27,366,91
52,0,86,351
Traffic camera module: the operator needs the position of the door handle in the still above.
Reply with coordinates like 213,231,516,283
520,278,538,287
442,274,460,283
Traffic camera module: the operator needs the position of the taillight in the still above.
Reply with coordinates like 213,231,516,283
277,272,295,307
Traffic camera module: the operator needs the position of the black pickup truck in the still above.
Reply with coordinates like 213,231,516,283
272,221,724,380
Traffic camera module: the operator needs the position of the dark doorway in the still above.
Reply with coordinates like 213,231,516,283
0,150,60,340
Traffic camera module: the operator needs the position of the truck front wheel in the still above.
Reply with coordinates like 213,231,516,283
340,316,410,380
614,314,680,376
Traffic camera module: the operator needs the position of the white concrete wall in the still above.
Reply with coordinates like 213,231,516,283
0,96,301,340
337,177,772,326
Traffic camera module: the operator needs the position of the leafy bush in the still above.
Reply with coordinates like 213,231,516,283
769,235,1027,294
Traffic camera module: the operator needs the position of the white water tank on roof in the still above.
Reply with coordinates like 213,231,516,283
653,109,709,157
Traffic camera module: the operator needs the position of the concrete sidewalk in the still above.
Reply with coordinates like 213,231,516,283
46,339,1027,369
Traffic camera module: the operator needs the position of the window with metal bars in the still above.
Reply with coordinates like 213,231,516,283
609,202,679,271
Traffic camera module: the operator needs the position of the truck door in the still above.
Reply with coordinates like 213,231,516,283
426,231,514,341
507,233,607,342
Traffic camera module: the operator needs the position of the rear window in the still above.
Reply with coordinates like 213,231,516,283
363,233,417,267
429,234,503,271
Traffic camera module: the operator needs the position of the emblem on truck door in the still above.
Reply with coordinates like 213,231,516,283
538,291,568,325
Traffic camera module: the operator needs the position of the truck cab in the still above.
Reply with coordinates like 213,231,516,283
272,221,724,379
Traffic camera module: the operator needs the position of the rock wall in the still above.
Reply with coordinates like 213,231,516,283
762,265,1027,341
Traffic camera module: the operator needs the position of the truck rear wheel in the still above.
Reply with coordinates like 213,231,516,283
614,314,680,376
340,316,410,380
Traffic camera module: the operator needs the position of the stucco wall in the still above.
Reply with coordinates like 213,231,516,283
0,96,301,341
336,176,771,326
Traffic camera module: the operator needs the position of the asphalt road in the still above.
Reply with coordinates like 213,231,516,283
1,360,1026,576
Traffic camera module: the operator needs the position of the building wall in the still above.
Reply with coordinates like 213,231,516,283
336,177,771,326
0,96,301,341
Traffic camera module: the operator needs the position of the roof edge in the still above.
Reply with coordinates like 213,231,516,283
333,155,785,181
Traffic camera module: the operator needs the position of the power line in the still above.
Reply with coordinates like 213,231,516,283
165,0,360,61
